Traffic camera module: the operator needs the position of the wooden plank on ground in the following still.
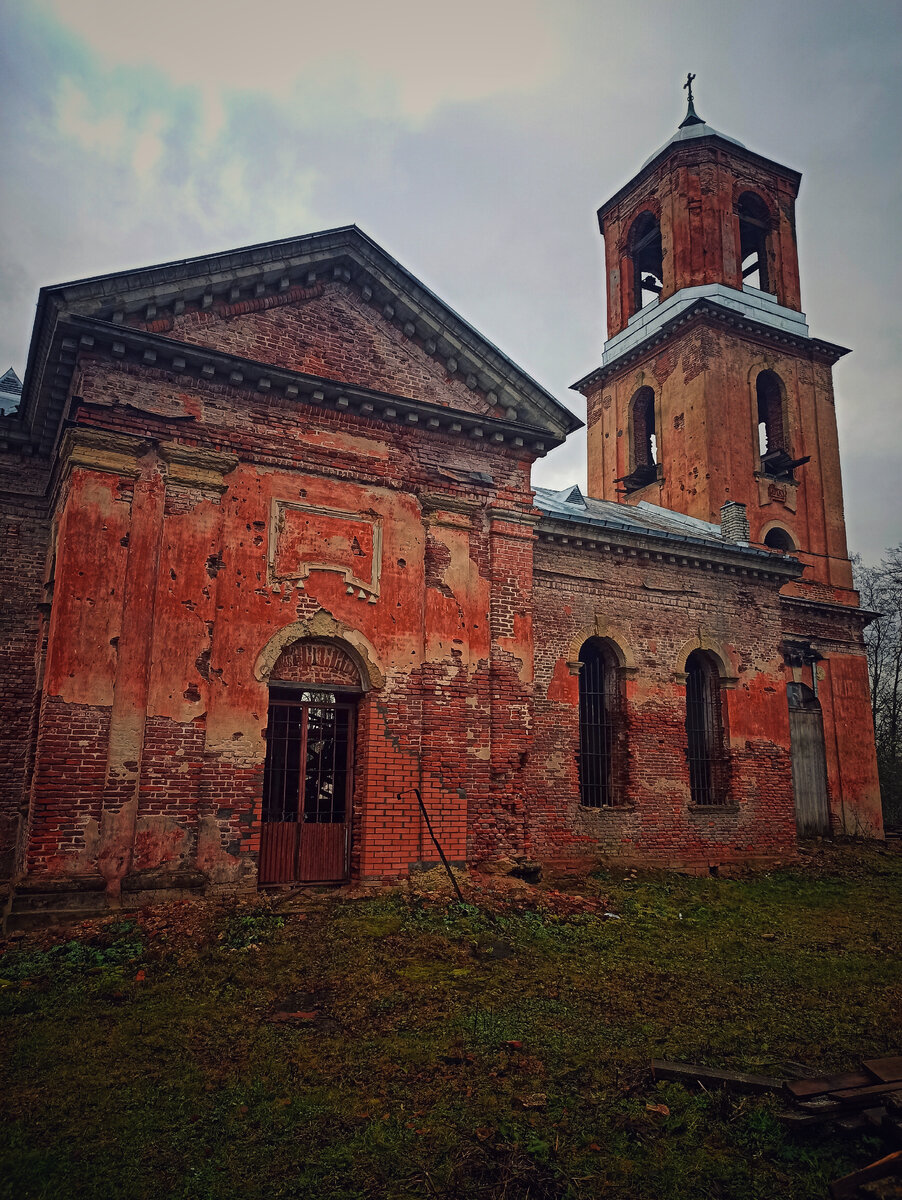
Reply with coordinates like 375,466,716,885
835,1115,868,1134
863,1055,902,1083
863,1106,889,1130
786,1071,874,1099
778,1110,831,1130
827,1079,902,1107
828,1149,902,1199
651,1060,783,1094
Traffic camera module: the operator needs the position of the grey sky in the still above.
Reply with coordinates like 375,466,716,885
2,0,900,562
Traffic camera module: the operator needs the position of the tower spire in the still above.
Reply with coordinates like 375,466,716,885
679,72,704,128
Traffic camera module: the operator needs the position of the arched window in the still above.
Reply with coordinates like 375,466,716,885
629,212,663,314
578,639,624,808
738,192,771,292
756,370,785,456
685,651,726,806
622,386,658,492
763,525,796,553
755,369,798,478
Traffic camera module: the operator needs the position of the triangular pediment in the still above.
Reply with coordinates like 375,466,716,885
29,226,580,441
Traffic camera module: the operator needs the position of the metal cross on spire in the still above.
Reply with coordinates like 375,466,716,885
679,71,704,128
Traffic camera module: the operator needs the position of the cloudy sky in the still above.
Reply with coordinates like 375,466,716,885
1,0,900,562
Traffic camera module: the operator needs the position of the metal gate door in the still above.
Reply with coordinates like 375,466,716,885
788,682,831,836
258,689,354,884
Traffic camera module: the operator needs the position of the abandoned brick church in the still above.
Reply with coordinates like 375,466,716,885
0,102,884,919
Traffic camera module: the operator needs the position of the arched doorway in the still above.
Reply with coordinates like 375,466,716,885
787,682,831,836
259,640,363,884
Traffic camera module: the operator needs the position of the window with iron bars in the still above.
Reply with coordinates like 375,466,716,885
578,640,626,808
685,651,728,805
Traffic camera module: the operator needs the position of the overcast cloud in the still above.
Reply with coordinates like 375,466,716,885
1,0,899,562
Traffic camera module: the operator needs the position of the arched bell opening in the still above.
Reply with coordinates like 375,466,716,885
738,191,773,293
628,211,664,315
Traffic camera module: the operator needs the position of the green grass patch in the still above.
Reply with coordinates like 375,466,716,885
2,846,900,1199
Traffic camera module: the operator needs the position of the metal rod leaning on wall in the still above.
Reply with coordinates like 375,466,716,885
400,787,466,904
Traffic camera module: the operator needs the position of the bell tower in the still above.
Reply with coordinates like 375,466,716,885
577,81,853,598
575,83,883,837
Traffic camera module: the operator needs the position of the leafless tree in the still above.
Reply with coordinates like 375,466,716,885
855,544,902,827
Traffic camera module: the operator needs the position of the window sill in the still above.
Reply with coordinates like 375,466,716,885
579,803,638,814
687,804,739,815
622,465,664,495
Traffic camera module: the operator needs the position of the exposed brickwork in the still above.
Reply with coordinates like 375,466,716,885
0,452,50,875
599,138,802,338
528,537,798,869
271,640,362,688
11,318,537,894
25,695,110,878
584,127,881,838
155,281,502,417
2,163,882,909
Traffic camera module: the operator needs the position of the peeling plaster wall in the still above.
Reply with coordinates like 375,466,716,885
6,201,882,900
584,320,881,841
600,141,802,339
21,334,538,890
529,537,798,870
587,324,851,590
780,598,883,838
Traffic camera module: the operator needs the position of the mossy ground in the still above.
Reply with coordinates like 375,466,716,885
2,841,900,1199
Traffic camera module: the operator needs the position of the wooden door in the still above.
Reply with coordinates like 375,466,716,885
258,690,354,884
788,683,831,836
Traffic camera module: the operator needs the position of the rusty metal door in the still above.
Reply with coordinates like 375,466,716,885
258,690,354,884
788,682,831,836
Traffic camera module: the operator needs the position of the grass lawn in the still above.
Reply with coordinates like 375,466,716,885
2,842,901,1199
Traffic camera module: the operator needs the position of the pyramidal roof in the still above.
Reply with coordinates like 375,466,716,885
639,117,746,171
639,87,747,171
598,89,799,224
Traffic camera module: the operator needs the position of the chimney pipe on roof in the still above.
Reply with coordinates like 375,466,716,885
720,501,750,545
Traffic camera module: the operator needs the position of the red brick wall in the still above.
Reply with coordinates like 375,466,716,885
584,317,882,841
600,140,801,337
129,281,505,419
0,452,51,876
16,260,870,896
528,535,798,869
780,597,882,836
587,325,852,590
271,641,362,688
19,337,537,890
25,696,110,877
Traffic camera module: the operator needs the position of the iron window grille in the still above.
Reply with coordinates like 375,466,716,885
262,688,354,825
578,641,625,808
685,651,728,805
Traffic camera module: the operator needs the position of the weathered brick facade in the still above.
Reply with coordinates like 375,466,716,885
0,451,51,880
528,531,798,869
578,106,882,842
0,117,883,918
